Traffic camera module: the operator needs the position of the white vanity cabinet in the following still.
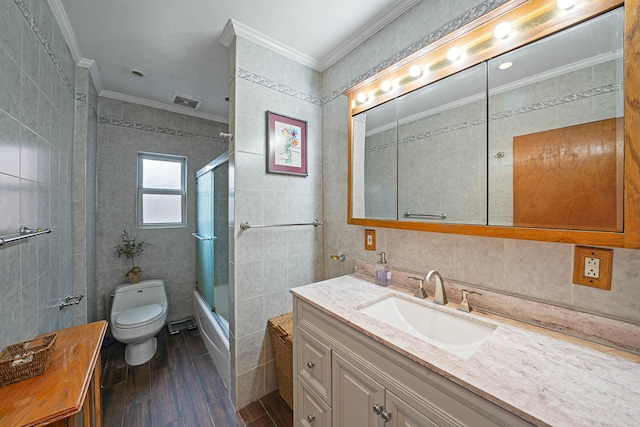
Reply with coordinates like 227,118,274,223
293,297,534,427
333,352,435,427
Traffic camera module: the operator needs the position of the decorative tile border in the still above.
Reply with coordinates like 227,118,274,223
322,0,511,105
13,0,75,96
366,83,622,152
237,0,509,108
236,68,322,105
98,116,228,144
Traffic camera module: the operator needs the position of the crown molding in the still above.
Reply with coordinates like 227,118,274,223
220,1,420,72
219,19,236,48
318,0,420,72
100,90,229,124
47,0,80,61
47,0,105,92
221,19,321,70
77,58,103,93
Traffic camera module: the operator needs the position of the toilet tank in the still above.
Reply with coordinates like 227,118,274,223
111,279,168,314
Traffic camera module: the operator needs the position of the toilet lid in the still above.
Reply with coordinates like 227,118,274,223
115,304,163,328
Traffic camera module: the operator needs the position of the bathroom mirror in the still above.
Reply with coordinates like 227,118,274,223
487,8,624,231
347,0,640,248
352,99,397,220
397,63,487,225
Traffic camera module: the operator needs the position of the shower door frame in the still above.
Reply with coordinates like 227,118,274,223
195,151,229,336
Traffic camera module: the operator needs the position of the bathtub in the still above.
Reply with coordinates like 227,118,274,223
193,289,230,390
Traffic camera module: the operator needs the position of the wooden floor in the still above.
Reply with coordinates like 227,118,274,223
101,327,293,427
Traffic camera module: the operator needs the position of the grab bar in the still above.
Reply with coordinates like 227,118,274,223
403,212,447,220
0,226,52,246
192,232,216,241
240,219,322,230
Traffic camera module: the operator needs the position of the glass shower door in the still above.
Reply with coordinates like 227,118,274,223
212,161,229,322
195,171,215,308
195,152,229,337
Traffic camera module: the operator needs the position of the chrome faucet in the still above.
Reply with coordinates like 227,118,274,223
425,270,447,305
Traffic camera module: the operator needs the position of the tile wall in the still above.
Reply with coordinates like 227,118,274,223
321,0,640,325
229,36,324,407
72,65,98,324
95,97,228,323
0,0,78,350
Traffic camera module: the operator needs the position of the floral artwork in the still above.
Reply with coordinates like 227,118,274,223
275,122,302,168
267,111,307,176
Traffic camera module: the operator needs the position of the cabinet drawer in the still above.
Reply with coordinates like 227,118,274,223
296,377,332,427
296,327,332,404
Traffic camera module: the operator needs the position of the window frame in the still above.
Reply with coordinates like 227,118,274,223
137,151,187,229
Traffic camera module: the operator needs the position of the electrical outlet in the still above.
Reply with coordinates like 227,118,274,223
573,246,613,290
584,257,600,278
365,229,376,251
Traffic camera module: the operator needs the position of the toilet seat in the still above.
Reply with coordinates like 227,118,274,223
115,304,163,329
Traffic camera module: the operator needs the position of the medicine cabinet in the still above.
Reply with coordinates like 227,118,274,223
346,0,640,248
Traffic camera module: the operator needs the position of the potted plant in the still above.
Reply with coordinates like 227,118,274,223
114,230,147,284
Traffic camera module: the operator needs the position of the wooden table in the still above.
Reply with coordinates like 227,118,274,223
0,321,107,427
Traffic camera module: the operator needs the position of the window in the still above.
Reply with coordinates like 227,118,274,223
137,152,187,228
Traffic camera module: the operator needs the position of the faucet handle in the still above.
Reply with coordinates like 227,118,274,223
409,276,427,299
457,289,484,313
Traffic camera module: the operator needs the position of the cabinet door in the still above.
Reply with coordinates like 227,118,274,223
296,378,331,427
297,328,332,404
332,353,385,427
386,390,440,427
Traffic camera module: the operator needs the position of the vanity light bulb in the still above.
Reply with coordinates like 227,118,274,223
409,65,422,78
381,80,392,92
446,46,461,62
356,93,367,103
493,22,511,39
557,0,577,10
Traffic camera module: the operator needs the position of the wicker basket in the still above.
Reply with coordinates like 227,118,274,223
0,333,57,387
267,312,293,409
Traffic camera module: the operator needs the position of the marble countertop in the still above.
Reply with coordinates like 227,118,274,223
291,274,640,426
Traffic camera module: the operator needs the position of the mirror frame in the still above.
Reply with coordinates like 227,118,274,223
346,0,640,249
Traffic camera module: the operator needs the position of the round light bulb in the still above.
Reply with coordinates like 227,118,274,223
493,22,511,39
557,0,577,10
356,93,367,103
381,80,392,92
498,61,513,70
409,65,421,78
447,46,461,62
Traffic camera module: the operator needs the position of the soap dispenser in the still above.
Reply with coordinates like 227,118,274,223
375,252,392,286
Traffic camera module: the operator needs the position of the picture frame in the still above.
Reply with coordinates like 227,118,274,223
266,111,307,176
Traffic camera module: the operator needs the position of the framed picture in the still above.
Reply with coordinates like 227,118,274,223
266,111,307,176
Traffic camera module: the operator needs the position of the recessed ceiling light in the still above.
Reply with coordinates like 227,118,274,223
129,69,145,77
499,61,513,70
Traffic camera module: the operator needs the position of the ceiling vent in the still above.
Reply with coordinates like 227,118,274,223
172,94,202,109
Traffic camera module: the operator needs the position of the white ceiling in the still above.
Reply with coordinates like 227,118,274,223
51,0,419,123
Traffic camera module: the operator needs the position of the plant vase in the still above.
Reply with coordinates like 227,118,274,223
126,266,142,284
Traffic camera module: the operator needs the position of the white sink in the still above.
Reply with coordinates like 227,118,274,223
357,294,496,359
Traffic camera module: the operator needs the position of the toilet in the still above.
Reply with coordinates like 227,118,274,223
110,279,168,366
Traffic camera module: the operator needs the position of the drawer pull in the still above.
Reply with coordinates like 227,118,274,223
307,414,316,422
307,361,315,369
372,403,383,415
381,410,392,422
